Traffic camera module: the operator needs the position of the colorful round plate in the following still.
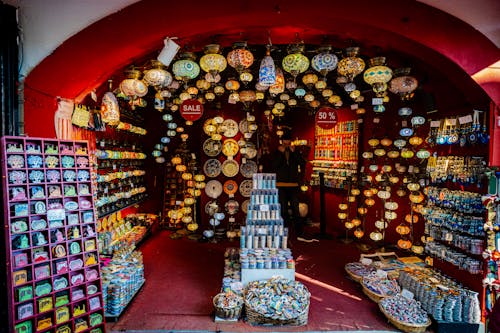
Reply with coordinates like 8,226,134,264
222,159,239,177
203,138,222,157
222,139,239,157
225,200,240,215
203,159,222,178
220,119,239,138
241,199,250,214
205,180,223,199
223,180,238,195
239,179,253,197
240,160,257,178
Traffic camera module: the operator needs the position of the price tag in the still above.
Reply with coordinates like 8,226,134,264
132,145,136,150
401,288,414,300
445,118,457,126
100,141,105,148
350,104,358,110
376,269,388,278
372,98,383,105
260,204,270,212
430,120,441,127
408,165,414,173
402,120,408,127
459,115,473,124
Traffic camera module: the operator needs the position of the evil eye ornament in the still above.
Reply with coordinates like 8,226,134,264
399,128,414,137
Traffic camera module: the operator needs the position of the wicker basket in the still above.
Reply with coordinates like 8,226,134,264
361,284,386,303
344,265,363,283
245,301,309,326
379,303,431,333
213,293,243,320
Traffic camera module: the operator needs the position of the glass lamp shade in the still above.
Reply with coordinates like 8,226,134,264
363,57,393,85
227,42,254,72
259,51,276,86
282,52,310,76
205,92,216,101
389,68,418,100
354,228,365,238
194,174,205,182
370,231,383,241
239,90,256,103
120,78,148,98
181,172,193,180
214,85,225,96
302,72,319,88
295,88,306,98
225,79,240,91
396,224,411,235
171,156,182,165
200,44,227,75
310,100,320,109
337,47,365,81
176,164,187,172
196,79,211,91
345,221,355,230
397,239,412,249
269,68,285,95
172,56,200,81
352,218,361,227
239,71,253,85
312,51,338,76
143,60,173,88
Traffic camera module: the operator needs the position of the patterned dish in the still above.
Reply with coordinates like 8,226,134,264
203,159,222,178
222,159,239,177
222,139,239,157
220,119,239,138
240,160,258,178
239,180,253,197
203,138,222,157
205,180,223,199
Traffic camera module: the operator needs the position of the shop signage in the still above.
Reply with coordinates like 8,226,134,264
180,99,204,121
315,107,338,129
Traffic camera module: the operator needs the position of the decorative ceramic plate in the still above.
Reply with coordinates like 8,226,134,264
205,180,223,199
203,138,222,157
244,142,257,159
222,159,239,177
203,159,222,178
239,179,253,197
220,119,239,138
240,160,258,178
225,200,240,215
222,139,239,157
239,119,249,134
241,199,250,214
223,180,238,195
205,200,219,215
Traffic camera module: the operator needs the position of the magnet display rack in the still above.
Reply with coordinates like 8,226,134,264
1,136,105,333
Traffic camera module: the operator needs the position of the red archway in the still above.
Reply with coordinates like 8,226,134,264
23,0,500,137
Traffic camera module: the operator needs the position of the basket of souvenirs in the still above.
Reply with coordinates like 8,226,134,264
213,290,244,320
244,277,310,326
361,272,401,303
379,294,432,333
345,262,376,283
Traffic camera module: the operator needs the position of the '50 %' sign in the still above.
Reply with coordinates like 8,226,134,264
315,107,338,129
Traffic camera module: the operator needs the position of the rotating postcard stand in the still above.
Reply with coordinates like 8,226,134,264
239,173,295,286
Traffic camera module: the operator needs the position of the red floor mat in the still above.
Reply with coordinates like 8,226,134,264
106,230,397,332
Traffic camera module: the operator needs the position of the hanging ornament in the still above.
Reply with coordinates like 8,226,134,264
363,57,393,97
389,67,418,101
172,52,200,82
227,41,254,73
269,68,285,96
143,60,173,89
282,38,310,78
337,47,365,84
311,45,338,77
259,45,276,86
199,44,227,82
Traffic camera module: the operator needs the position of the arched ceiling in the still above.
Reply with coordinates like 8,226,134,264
18,0,500,137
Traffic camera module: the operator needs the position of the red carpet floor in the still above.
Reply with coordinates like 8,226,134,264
106,230,399,332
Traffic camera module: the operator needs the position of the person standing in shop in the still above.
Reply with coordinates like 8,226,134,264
271,129,307,241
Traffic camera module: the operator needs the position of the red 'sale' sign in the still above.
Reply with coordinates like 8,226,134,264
180,99,204,121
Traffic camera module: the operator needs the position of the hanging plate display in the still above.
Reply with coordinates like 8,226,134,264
222,159,239,177
205,180,223,199
223,180,238,195
240,160,258,178
222,139,239,157
239,179,253,197
239,119,249,134
205,200,219,215
203,159,222,178
243,142,257,159
220,119,239,138
241,199,250,214
225,200,240,215
203,138,222,157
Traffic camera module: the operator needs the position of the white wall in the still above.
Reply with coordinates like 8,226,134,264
3,0,140,78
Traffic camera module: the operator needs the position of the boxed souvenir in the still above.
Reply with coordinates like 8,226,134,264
17,285,33,302
17,303,33,320
37,296,53,313
55,306,70,324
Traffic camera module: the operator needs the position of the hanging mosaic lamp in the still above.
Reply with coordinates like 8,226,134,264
239,90,257,109
143,60,173,89
337,47,365,82
227,41,254,73
119,66,148,98
311,45,338,77
269,68,285,96
172,52,200,82
388,67,418,101
259,45,276,86
302,72,319,89
363,57,393,97
282,42,310,78
199,44,227,82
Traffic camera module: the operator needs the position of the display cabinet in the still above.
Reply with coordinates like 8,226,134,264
2,136,106,333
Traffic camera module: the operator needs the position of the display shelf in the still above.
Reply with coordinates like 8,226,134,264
96,196,147,220
104,279,144,321
2,136,106,333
